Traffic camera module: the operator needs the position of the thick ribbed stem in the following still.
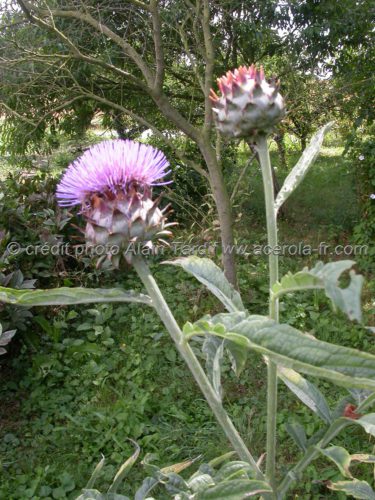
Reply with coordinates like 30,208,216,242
132,255,264,479
256,136,279,490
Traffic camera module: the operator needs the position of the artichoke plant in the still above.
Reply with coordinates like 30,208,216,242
56,139,173,265
210,64,285,142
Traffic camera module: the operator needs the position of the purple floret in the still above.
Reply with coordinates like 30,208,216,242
56,139,170,207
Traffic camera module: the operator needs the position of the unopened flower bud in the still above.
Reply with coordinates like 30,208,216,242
210,65,285,142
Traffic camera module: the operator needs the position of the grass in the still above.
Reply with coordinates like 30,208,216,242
236,145,360,232
0,136,374,499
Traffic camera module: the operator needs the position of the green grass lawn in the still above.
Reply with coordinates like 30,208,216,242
237,145,360,232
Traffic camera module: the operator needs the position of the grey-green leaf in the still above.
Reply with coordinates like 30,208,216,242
194,312,375,390
0,328,16,347
285,421,307,451
75,490,105,500
352,414,375,437
275,122,333,213
108,440,140,493
272,260,363,322
0,286,152,307
214,461,256,481
85,455,105,489
166,257,245,312
351,454,375,464
196,479,273,499
202,335,224,400
327,480,375,499
278,366,332,423
187,474,215,493
135,477,159,500
208,451,236,468
317,445,352,478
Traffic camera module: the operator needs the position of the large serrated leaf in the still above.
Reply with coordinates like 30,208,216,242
278,366,332,423
196,479,273,499
190,312,375,390
327,479,375,499
166,257,245,312
272,260,363,322
275,122,333,212
0,286,152,307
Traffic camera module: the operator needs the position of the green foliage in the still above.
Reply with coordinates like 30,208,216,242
177,255,374,497
274,122,333,212
168,257,245,313
327,479,375,499
272,260,363,322
0,168,75,284
76,451,272,500
0,266,226,499
185,311,375,390
349,134,375,273
0,6,373,491
0,322,16,355
0,286,152,308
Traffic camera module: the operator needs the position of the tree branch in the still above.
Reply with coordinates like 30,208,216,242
0,102,36,126
230,152,257,202
16,5,147,91
149,0,165,94
201,0,215,132
18,0,155,86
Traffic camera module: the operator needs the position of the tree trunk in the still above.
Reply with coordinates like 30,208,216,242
274,132,288,170
270,164,281,198
200,140,238,289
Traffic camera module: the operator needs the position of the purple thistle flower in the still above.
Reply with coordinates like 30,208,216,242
56,139,174,267
56,139,171,207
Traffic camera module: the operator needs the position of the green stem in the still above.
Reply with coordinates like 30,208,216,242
256,136,279,489
277,397,372,498
132,255,264,479
277,420,349,498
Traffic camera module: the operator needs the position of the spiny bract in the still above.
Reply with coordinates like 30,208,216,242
56,139,174,266
210,65,285,141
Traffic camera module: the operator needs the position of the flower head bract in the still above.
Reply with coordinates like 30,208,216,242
56,139,173,266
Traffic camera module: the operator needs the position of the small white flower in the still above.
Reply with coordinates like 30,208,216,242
359,154,365,161
370,194,375,200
